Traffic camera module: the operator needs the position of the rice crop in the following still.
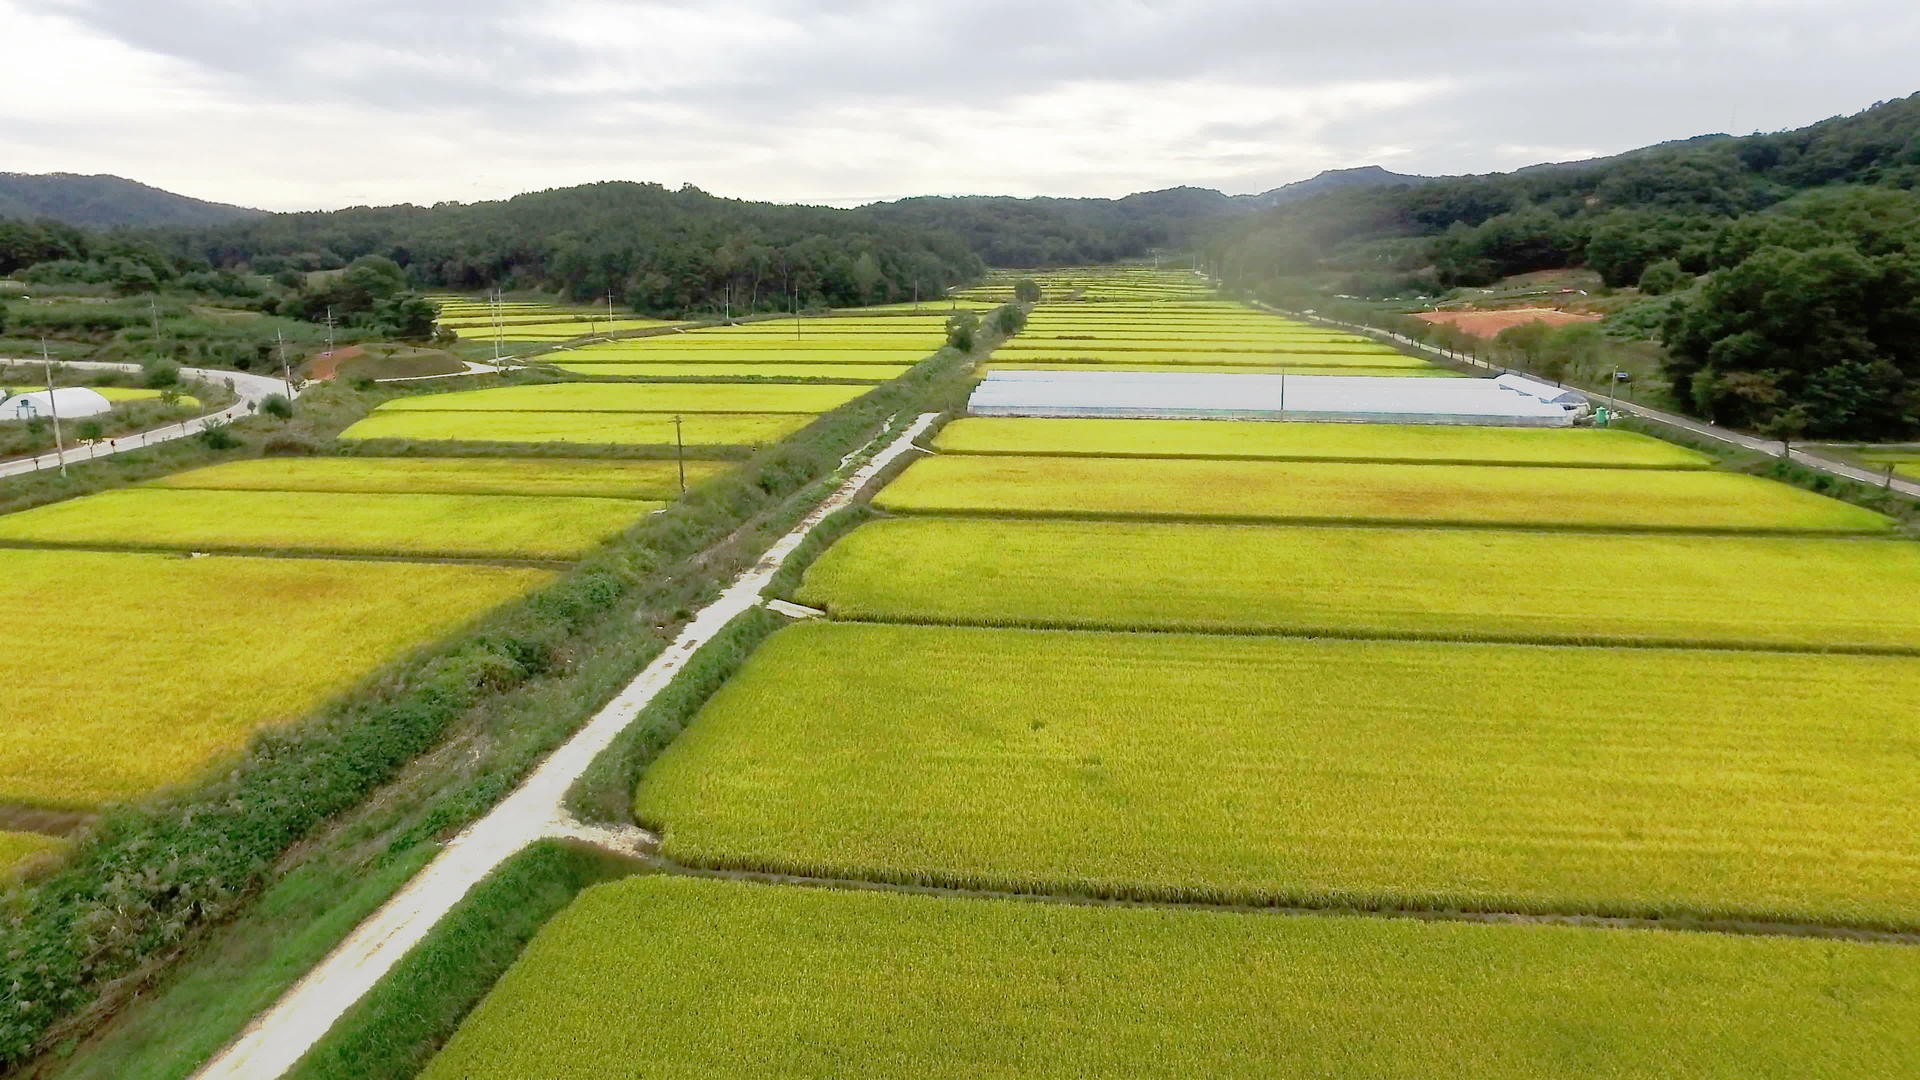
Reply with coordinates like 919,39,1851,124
636,622,1920,927
0,832,59,872
556,347,933,364
421,875,1920,1080
145,457,727,500
551,362,911,381
4,387,201,408
451,319,673,340
875,455,1888,534
994,349,1423,365
1859,452,1920,481
0,488,651,560
797,517,1920,649
934,417,1712,467
378,383,869,414
0,548,550,809
984,362,1456,377
339,410,810,446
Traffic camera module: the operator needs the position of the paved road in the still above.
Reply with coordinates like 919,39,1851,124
0,361,297,480
191,413,939,1080
1264,305,1920,501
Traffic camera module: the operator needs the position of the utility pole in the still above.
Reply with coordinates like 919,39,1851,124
491,288,504,364
325,306,336,358
41,338,67,477
673,414,686,493
606,290,615,340
277,329,293,399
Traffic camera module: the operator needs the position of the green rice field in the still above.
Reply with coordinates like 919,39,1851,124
875,455,1890,533
797,517,1920,649
145,457,726,500
935,418,1711,467
378,382,869,414
0,548,550,809
552,362,912,381
636,622,1920,926
0,488,650,560
421,875,1920,1080
339,410,810,446
556,347,933,364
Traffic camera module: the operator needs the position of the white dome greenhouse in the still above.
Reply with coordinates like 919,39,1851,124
3,387,113,420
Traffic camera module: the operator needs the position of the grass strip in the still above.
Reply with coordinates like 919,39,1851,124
143,457,729,500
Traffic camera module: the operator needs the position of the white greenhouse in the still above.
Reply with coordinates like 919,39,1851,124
968,371,1586,427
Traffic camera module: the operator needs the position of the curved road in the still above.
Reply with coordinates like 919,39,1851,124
0,361,297,480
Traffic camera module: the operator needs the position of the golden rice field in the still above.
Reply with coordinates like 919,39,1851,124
377,382,869,414
983,362,1459,377
145,457,727,500
339,410,810,446
0,488,649,560
796,517,1920,649
0,548,550,809
1859,451,1920,481
875,454,1890,533
4,386,201,408
552,362,913,381
635,622,1920,927
555,348,934,365
0,831,60,872
421,875,1920,1080
934,417,1710,467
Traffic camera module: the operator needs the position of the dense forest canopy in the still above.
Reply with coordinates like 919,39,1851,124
1204,92,1920,439
152,181,984,315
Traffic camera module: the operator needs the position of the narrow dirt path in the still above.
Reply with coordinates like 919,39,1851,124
190,412,938,1080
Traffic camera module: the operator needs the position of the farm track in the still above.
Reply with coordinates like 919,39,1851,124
188,412,940,1080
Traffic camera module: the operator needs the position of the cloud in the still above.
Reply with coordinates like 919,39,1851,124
4,0,1916,210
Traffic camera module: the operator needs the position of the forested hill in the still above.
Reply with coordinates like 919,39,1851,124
0,172,263,228
1204,91,1920,293
857,168,1426,267
156,181,985,314
1204,91,1920,441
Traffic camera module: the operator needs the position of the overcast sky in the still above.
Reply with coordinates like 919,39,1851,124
4,0,1916,212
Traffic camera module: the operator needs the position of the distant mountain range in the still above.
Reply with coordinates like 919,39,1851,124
0,172,264,229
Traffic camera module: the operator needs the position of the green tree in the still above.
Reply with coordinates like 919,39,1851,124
1013,278,1042,303
946,311,980,352
1636,258,1689,295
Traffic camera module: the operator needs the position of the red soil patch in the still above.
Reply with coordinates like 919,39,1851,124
307,345,365,381
1413,309,1601,340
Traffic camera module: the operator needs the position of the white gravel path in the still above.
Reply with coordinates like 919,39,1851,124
190,411,938,1080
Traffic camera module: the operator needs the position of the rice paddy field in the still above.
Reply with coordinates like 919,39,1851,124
0,831,60,872
1858,450,1920,481
552,362,912,381
412,268,1920,1077
422,875,1920,1080
425,294,679,341
795,517,1920,649
339,408,811,446
144,457,726,499
874,454,1891,533
636,621,1920,926
0,488,648,560
936,417,1710,467
0,548,550,809
376,382,869,414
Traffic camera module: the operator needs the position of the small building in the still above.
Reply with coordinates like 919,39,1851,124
3,387,114,421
